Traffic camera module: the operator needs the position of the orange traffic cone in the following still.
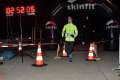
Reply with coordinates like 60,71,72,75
86,42,96,61
32,43,47,67
61,44,68,57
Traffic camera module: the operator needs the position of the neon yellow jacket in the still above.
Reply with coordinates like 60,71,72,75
62,23,78,42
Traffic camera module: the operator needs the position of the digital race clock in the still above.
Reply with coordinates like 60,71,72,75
5,5,36,16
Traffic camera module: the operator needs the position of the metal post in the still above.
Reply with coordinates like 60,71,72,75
32,27,33,43
6,16,10,41
34,15,37,44
113,32,120,70
34,27,36,44
119,33,120,67
18,42,23,63
51,28,54,42
40,27,42,42
110,28,114,49
19,15,23,63
20,15,22,43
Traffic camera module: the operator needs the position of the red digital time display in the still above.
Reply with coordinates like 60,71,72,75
5,6,15,16
16,6,25,14
5,5,36,16
26,5,36,15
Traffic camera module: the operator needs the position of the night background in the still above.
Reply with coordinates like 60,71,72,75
0,1,120,80
0,0,119,50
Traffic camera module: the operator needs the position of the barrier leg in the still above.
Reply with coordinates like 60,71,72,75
54,44,61,59
113,34,120,70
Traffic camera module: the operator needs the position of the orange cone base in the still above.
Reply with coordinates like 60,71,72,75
32,63,47,67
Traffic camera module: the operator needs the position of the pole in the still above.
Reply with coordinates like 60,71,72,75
33,26,36,44
6,16,9,41
40,27,42,42
19,14,23,63
20,15,22,43
119,33,120,67
34,15,37,44
110,28,114,49
113,30,120,70
32,27,33,43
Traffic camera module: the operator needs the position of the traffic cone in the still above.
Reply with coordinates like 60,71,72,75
32,43,47,67
86,42,96,61
61,44,68,57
